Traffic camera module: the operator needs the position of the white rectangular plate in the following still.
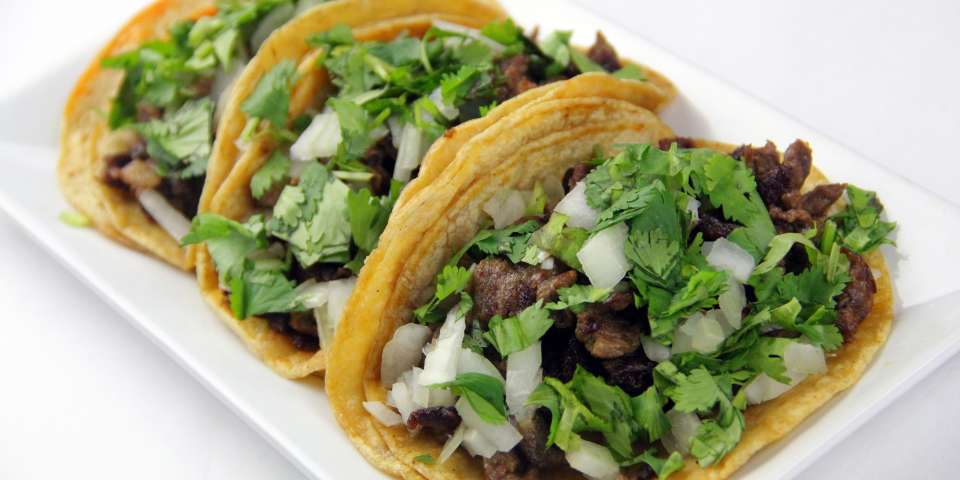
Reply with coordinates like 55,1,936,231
2,1,960,478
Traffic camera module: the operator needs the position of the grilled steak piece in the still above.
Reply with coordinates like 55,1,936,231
836,248,877,341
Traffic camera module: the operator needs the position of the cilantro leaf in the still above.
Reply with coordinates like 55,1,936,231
538,31,573,68
612,64,647,81
346,180,401,256
181,213,267,283
433,373,507,424
307,23,354,47
831,184,896,254
242,59,296,127
135,98,213,178
413,453,435,465
532,214,589,270
483,301,553,357
631,387,671,442
414,265,471,324
547,285,612,312
250,150,290,200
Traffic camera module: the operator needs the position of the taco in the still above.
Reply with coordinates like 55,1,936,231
59,0,338,270
184,1,677,378
325,96,896,479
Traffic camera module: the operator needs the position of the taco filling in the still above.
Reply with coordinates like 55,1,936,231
366,140,896,479
99,0,328,238
184,19,645,352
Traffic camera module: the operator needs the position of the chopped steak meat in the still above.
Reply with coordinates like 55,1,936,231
695,210,738,240
113,158,161,191
288,311,318,336
542,328,600,382
291,262,352,284
601,351,655,395
603,291,634,312
262,313,320,352
470,257,576,324
406,406,461,437
156,175,204,218
516,411,565,469
836,248,876,341
732,141,780,178
586,32,622,72
619,464,656,480
781,140,813,191
797,183,847,217
768,206,813,233
498,55,539,100
575,304,643,359
563,162,593,192
483,450,537,480
362,137,398,196
136,103,162,122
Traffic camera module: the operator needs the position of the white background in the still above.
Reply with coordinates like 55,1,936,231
0,0,957,478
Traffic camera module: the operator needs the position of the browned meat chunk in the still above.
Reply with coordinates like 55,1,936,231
483,450,537,480
769,206,813,233
799,183,846,217
575,305,643,359
657,136,697,150
406,406,461,437
288,311,318,336
362,137,397,196
157,176,204,218
601,352,656,395
563,162,593,192
471,258,576,324
619,464,656,480
836,248,876,341
516,411,565,469
116,159,162,191
542,329,599,382
695,210,739,240
292,262,352,284
136,103,162,122
732,141,780,177
498,55,538,100
781,140,813,191
262,313,319,352
604,291,634,312
586,32,622,72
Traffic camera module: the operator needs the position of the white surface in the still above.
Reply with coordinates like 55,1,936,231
0,2,957,480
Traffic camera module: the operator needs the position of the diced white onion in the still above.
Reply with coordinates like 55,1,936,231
462,427,498,458
640,336,671,362
662,409,702,455
577,223,629,289
250,2,295,51
506,342,542,419
565,439,620,480
672,311,726,355
704,238,756,283
429,87,460,120
784,342,827,375
483,189,527,229
389,380,416,423
686,197,701,224
458,348,504,381
439,424,466,463
137,189,192,241
311,276,356,351
291,109,342,161
418,308,466,386
393,122,426,182
455,397,522,452
363,401,402,427
387,116,404,149
744,371,805,405
294,279,329,309
718,277,745,329
554,182,599,229
381,323,433,384
540,256,555,270
432,20,505,53
410,367,431,408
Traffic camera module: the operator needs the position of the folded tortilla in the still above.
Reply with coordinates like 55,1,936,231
60,0,217,270
324,99,894,478
196,1,678,379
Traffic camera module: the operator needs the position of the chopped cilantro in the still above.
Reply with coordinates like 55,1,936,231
59,211,91,228
432,373,507,424
413,453,435,465
250,151,291,200
483,301,553,357
413,265,471,324
831,184,896,254
135,98,213,178
242,59,296,127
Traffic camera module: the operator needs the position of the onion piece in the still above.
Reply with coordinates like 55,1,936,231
250,2,295,52
294,279,329,309
483,189,527,229
640,336,671,362
704,238,756,283
718,277,745,329
455,397,522,452
744,371,804,405
387,116,404,149
577,223,630,289
393,122,426,182
671,312,726,355
389,380,416,423
662,409,702,455
291,108,342,161
784,342,827,375
312,277,356,350
461,427,497,458
439,424,466,463
686,197,701,224
137,189,192,241
429,87,459,120
432,20,505,53
381,323,433,384
505,342,542,419
565,440,620,480
554,181,599,229
363,401,402,427
458,348,504,381
418,308,466,386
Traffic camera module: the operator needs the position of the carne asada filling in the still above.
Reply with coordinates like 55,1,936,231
374,141,895,478
100,1,327,226
184,20,645,350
